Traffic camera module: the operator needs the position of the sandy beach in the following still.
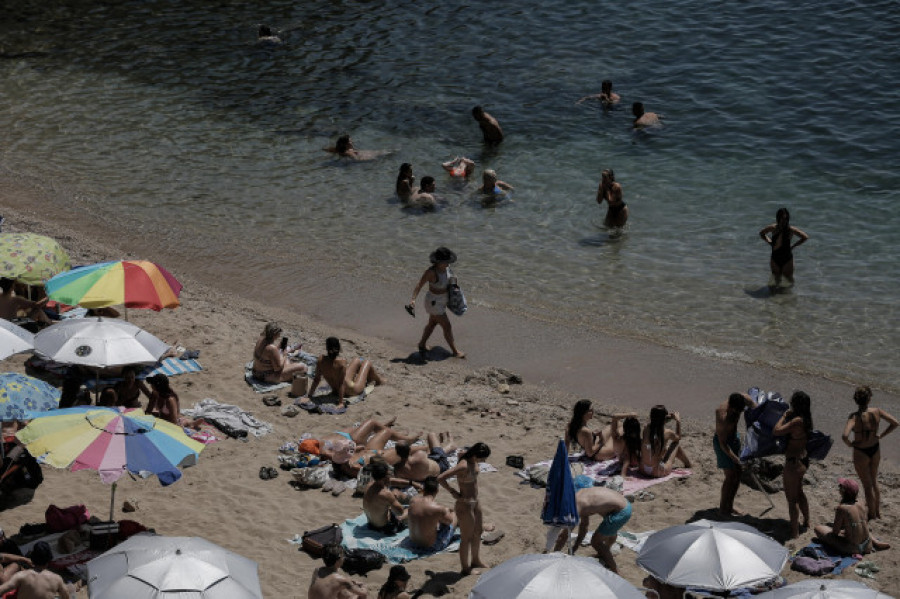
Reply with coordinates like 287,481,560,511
1,190,898,597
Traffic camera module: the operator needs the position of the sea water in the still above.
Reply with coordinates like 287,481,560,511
1,0,898,391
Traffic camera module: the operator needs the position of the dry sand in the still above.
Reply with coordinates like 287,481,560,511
0,196,897,597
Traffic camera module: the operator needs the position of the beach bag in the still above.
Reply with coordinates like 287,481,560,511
341,548,385,575
293,465,330,488
301,524,342,558
45,504,90,532
806,430,833,461
447,282,467,316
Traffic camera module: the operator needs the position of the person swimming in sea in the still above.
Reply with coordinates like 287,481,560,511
632,102,662,128
759,207,809,291
442,156,475,178
477,169,513,206
576,79,621,108
257,25,282,46
324,134,393,161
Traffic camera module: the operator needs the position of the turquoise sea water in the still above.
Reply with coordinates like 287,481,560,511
1,0,899,391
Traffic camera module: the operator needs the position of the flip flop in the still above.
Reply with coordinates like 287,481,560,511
482,530,505,545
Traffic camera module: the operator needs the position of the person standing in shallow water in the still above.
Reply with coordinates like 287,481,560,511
596,169,627,229
759,207,809,291
472,106,503,144
407,247,464,358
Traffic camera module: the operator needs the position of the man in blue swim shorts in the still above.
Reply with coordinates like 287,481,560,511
391,432,456,482
554,486,631,573
715,392,756,517
408,477,458,551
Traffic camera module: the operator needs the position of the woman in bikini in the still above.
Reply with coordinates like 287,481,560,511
565,400,633,462
639,405,691,478
396,163,415,202
306,337,384,409
814,477,890,555
407,247,464,358
438,442,490,575
597,169,628,229
252,322,307,384
759,207,809,291
320,417,421,477
114,367,151,409
773,391,813,538
144,374,180,425
842,386,898,519
619,417,643,476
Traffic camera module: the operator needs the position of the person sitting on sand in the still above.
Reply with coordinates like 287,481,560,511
553,485,631,573
0,541,70,599
0,278,50,326
145,374,180,424
97,388,118,407
377,565,413,599
814,477,890,555
442,156,476,178
252,322,308,384
305,337,384,409
392,433,456,481
438,442,490,575
639,405,691,478
715,393,756,517
565,400,635,462
619,416,643,474
408,476,457,551
576,80,621,107
472,106,503,144
324,135,392,161
308,544,368,599
396,163,415,202
114,366,151,409
0,533,31,586
632,102,662,128
364,462,408,534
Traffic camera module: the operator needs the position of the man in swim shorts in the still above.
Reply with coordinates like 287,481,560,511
363,462,408,534
391,432,457,481
714,392,756,517
408,476,457,551
560,486,631,572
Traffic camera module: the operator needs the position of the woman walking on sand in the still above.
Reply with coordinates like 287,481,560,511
774,391,813,538
439,443,490,575
759,207,808,291
843,386,898,519
406,247,464,358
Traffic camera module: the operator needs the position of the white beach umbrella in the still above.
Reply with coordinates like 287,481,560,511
87,535,262,598
0,318,34,360
637,519,788,591
33,317,168,368
755,580,894,599
468,552,646,599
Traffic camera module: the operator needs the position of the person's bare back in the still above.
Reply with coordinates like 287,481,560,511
394,450,439,481
0,569,70,599
408,492,455,548
308,566,368,599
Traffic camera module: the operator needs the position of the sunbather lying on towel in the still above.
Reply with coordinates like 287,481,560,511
390,432,457,482
319,417,421,477
304,337,385,409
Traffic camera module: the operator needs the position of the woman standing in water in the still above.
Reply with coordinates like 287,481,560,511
438,442,491,575
774,391,813,538
842,386,898,519
406,247,464,358
597,169,628,229
759,207,809,291
395,163,415,202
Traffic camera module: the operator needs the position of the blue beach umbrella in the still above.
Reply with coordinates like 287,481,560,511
0,372,60,422
542,438,579,528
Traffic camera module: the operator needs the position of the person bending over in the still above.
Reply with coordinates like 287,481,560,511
308,544,368,599
0,541,70,599
814,478,890,555
306,337,384,409
408,476,457,551
554,486,631,573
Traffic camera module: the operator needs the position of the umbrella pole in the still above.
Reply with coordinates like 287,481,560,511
109,481,117,523
123,306,129,322
748,459,776,513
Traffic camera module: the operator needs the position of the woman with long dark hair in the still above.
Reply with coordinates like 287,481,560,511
438,442,490,575
774,391,813,538
639,405,691,478
565,400,633,462
377,565,412,599
396,163,415,202
145,374,179,425
620,417,643,474
759,207,809,291
842,386,898,519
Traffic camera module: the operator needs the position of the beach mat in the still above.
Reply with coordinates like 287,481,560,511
338,514,460,564
791,541,861,575
244,352,317,393
295,383,374,414
84,357,204,389
519,454,690,495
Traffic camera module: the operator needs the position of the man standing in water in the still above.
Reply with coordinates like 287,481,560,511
472,106,503,144
714,392,756,517
632,102,662,128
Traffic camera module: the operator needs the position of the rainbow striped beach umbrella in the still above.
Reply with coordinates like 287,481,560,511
45,260,182,311
17,406,204,519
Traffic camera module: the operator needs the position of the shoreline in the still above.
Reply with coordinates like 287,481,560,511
1,181,898,597
2,175,897,463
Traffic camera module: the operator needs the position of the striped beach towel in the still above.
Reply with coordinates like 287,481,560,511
85,358,203,389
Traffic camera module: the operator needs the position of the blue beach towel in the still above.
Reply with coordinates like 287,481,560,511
340,514,460,564
791,541,861,575
85,358,203,390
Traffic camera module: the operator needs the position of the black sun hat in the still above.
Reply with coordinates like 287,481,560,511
429,246,457,264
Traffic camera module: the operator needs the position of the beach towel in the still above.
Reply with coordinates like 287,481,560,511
295,383,375,414
338,514,460,564
181,398,273,438
791,541,861,575
519,454,689,495
84,358,204,390
244,362,290,393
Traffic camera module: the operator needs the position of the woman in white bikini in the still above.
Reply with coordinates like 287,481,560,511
639,405,691,478
842,386,898,520
407,247,464,358
438,442,490,575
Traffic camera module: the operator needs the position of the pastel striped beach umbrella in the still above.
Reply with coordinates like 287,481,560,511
17,406,204,520
45,260,182,311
